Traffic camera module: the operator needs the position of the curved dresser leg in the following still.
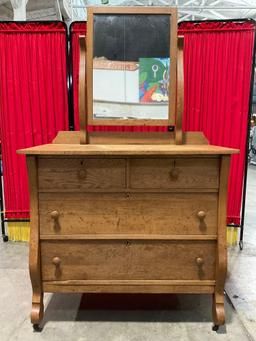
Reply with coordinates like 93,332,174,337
31,292,44,326
27,156,44,330
212,292,225,327
212,156,230,330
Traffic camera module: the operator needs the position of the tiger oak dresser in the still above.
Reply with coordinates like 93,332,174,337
18,139,238,331
17,6,239,331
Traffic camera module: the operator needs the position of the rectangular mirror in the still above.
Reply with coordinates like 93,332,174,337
87,7,177,126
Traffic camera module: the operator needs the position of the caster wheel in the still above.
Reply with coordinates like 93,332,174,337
33,324,42,332
212,325,219,332
3,235,8,242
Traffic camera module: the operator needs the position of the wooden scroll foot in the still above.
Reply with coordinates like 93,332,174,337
212,292,225,327
31,292,44,329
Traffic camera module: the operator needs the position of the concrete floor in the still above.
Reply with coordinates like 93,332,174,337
1,166,256,341
225,164,256,340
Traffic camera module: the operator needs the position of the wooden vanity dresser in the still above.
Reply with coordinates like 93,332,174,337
18,6,238,331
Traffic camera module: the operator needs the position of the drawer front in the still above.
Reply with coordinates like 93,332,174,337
38,158,126,191
39,192,218,235
41,240,216,281
129,158,219,189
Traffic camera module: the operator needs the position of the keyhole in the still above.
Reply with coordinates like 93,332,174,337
152,64,159,78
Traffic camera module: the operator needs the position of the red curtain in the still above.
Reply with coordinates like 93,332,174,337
179,21,255,225
0,22,69,219
71,20,255,225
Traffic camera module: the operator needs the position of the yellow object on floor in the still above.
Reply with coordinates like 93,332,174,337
227,225,239,246
7,222,30,242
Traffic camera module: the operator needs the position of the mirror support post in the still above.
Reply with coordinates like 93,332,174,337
175,35,184,145
79,35,88,144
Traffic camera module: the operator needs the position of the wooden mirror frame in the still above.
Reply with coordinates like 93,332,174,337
176,35,184,145
85,6,178,128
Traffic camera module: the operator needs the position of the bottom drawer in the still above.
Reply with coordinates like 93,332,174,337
41,240,216,281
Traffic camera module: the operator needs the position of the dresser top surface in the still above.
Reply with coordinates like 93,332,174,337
17,144,239,156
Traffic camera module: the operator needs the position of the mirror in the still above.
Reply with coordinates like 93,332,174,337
92,13,171,121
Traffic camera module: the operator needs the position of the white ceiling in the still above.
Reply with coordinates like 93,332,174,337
71,0,256,22
0,0,255,21
0,0,61,20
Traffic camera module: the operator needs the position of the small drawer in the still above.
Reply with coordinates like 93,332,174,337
38,158,126,191
41,240,216,281
39,192,218,235
129,158,219,190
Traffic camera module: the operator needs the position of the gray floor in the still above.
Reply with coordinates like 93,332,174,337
225,164,256,340
1,167,256,341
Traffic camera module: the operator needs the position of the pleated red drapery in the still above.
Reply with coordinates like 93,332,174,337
0,22,69,219
180,21,255,225
0,21,254,223
71,20,255,225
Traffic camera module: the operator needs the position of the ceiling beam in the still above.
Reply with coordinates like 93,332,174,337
26,7,57,19
0,4,13,17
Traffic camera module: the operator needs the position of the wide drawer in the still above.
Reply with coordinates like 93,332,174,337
38,158,126,191
129,158,219,190
41,240,216,281
39,192,218,235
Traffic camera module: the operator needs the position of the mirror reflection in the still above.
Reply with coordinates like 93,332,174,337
93,14,170,120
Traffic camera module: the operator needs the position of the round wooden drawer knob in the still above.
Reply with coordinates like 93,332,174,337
195,257,204,266
197,211,206,220
170,168,179,180
51,210,59,220
78,169,87,179
52,257,61,266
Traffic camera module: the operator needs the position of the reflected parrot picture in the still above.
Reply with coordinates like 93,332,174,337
139,58,170,103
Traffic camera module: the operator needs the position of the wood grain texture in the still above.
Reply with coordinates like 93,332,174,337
86,6,177,127
52,131,81,144
24,147,235,327
40,234,217,241
38,158,126,191
41,240,216,281
88,119,172,127
169,8,177,126
88,6,178,14
26,156,44,325
78,36,88,144
39,192,218,235
212,155,230,326
18,143,239,156
175,36,184,145
51,131,209,145
129,158,219,189
23,5,236,328
43,279,215,286
86,6,93,127
43,283,215,294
